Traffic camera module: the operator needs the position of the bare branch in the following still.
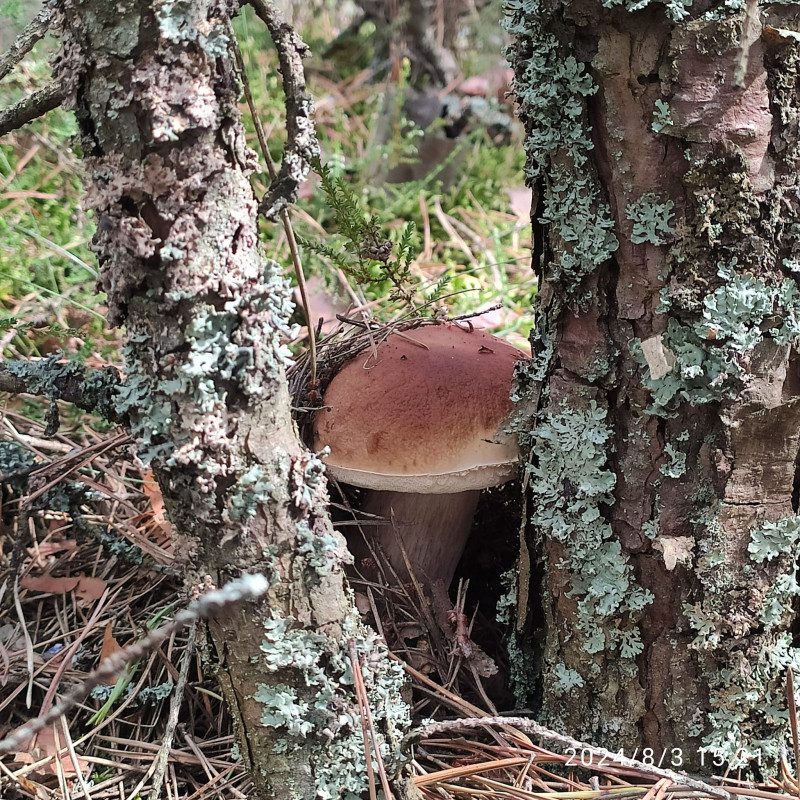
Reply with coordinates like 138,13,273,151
0,574,269,756
229,21,319,386
249,0,319,219
0,3,57,83
409,717,733,800
0,81,63,137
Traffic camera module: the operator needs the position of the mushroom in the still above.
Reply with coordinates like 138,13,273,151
313,324,524,587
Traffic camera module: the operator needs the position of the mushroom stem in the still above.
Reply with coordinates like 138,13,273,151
360,489,481,586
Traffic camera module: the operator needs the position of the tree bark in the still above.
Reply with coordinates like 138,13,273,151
54,1,407,797
507,0,800,771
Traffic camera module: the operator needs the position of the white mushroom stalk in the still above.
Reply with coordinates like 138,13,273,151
313,323,526,588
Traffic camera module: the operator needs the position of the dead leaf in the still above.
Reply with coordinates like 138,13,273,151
12,725,90,777
641,335,676,380
27,540,78,569
20,575,80,594
505,186,533,222
75,575,106,602
98,621,125,684
653,536,695,571
142,469,173,538
20,573,106,603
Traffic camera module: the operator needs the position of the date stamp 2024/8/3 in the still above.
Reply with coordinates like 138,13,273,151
564,746,765,772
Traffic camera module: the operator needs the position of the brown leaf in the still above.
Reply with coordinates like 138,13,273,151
12,725,89,777
98,621,125,685
75,575,106,602
27,540,78,569
142,469,173,538
20,575,79,594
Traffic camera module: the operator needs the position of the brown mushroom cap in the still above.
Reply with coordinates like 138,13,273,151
313,324,525,493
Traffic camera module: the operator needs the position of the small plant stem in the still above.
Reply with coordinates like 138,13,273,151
229,21,318,387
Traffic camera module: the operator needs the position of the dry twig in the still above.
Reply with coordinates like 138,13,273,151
0,3,57,82
0,575,268,756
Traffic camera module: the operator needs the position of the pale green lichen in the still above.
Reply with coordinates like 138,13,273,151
660,444,686,478
701,632,800,768
255,610,410,800
554,664,585,690
602,0,692,21
227,464,277,522
749,517,800,630
115,347,175,464
504,0,618,291
637,264,800,414
626,194,675,245
652,99,674,134
497,569,538,706
255,684,317,737
526,402,652,655
748,517,800,563
760,573,800,628
683,511,800,768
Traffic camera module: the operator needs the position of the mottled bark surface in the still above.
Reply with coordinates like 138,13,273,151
507,0,800,770
54,1,406,797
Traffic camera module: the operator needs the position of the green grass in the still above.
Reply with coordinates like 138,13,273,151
0,45,111,360
0,3,534,362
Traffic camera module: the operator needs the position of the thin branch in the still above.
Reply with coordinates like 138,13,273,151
248,0,319,219
136,622,198,800
0,3,57,82
0,81,63,137
348,640,379,800
408,717,733,800
0,357,124,426
0,575,269,756
229,21,318,387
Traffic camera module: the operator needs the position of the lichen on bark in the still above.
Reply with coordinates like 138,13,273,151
54,1,409,796
506,0,800,769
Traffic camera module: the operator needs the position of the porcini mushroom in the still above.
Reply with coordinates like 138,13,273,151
313,324,524,587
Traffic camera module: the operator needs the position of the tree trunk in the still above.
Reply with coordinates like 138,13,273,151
507,0,800,770
54,2,407,797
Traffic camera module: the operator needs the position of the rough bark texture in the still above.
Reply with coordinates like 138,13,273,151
54,1,407,797
507,0,800,771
